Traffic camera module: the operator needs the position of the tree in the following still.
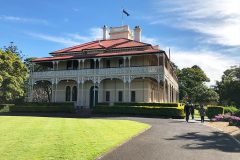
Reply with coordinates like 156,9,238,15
215,66,240,107
24,57,52,102
177,65,219,104
32,81,52,102
191,85,219,104
0,44,28,103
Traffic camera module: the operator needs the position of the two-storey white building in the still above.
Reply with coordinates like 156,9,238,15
29,25,179,107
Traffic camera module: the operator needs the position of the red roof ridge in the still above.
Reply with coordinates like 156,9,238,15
51,40,98,54
107,38,131,49
51,38,155,54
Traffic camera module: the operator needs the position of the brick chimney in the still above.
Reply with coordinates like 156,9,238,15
103,25,108,40
134,26,141,42
109,25,133,40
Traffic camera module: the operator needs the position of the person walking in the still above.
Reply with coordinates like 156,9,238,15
184,102,191,122
190,103,195,120
199,104,206,123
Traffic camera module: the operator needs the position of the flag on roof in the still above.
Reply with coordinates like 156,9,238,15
123,9,130,16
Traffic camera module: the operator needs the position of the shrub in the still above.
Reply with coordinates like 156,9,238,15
93,106,185,118
223,106,238,115
213,114,240,126
229,116,240,126
206,106,224,119
234,110,240,117
97,102,184,108
9,103,75,113
0,104,15,113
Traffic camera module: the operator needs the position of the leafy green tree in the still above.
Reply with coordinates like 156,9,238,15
0,44,28,103
177,65,219,104
215,66,240,107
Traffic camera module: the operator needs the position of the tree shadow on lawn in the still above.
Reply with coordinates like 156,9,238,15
165,131,240,153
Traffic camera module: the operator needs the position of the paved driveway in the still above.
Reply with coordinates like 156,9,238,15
99,117,240,160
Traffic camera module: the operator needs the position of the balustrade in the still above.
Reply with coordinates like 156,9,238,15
31,66,163,79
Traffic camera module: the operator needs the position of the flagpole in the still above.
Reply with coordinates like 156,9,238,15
121,7,123,26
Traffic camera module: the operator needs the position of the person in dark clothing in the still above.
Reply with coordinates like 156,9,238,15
199,104,206,123
190,104,195,120
184,102,191,122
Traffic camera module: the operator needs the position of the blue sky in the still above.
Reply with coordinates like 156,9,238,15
0,0,239,85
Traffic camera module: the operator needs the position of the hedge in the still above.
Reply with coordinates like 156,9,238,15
97,102,184,108
206,106,224,119
223,106,238,115
9,103,75,113
93,106,185,118
15,102,74,107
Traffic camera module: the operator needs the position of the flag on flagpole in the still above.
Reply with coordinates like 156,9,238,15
123,9,130,16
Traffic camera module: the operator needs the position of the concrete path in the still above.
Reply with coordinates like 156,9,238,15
99,117,240,160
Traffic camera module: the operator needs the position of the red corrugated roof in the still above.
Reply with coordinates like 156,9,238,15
51,38,150,54
32,38,163,62
32,49,161,62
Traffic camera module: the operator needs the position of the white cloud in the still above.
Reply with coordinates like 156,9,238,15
26,32,79,46
0,15,49,25
89,27,103,40
152,0,240,47
170,49,239,85
141,35,239,85
142,36,159,45
26,27,103,46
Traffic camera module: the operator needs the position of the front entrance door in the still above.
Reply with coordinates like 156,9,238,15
89,86,98,108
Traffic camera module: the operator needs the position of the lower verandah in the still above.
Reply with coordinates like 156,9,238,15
47,78,178,107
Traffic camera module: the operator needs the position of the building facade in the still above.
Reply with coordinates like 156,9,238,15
29,25,179,107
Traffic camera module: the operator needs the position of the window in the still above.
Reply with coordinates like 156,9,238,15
65,86,71,101
66,61,72,70
118,91,123,102
119,59,123,67
72,86,77,101
106,91,110,102
131,91,136,102
90,59,95,69
73,61,78,70
106,60,111,68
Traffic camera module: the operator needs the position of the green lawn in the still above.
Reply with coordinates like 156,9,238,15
0,116,149,160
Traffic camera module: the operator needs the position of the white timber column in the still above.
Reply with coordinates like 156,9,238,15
97,58,101,104
123,57,126,102
156,53,160,102
51,79,54,102
82,59,85,69
162,53,166,102
142,77,145,102
54,78,58,102
128,56,132,102
32,63,35,72
98,58,101,69
78,59,81,70
52,61,55,71
56,61,59,71
93,58,97,107
81,80,84,107
77,78,80,106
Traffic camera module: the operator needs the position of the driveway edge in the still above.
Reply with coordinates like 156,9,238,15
96,125,152,160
